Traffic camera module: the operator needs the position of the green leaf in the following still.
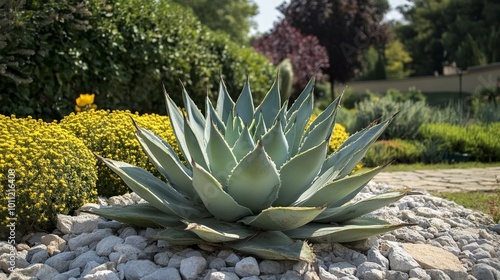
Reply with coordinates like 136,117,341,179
227,141,281,213
239,206,325,231
216,76,234,123
292,166,385,207
206,97,225,134
254,73,281,128
232,126,255,161
192,162,253,222
155,227,204,245
96,156,209,220
251,112,267,142
261,120,289,169
303,94,341,138
315,191,409,223
286,93,313,156
299,110,335,153
133,122,197,200
274,140,328,206
234,76,254,126
229,231,316,263
184,116,209,170
287,76,315,119
284,221,409,243
86,204,183,228
182,84,206,142
183,218,256,243
165,92,191,167
206,121,237,186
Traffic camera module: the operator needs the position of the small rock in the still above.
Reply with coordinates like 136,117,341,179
328,262,357,276
141,267,181,280
387,243,420,272
96,236,124,256
57,214,100,235
123,260,158,280
426,269,451,280
8,263,58,280
471,263,500,280
364,269,386,280
124,235,148,250
367,248,389,269
44,251,76,273
259,260,284,275
207,271,240,280
154,252,171,266
84,270,120,280
68,228,113,250
69,250,107,270
53,267,80,280
409,267,430,280
118,227,137,239
355,262,384,278
224,253,240,266
30,250,49,264
180,256,207,280
401,243,465,271
235,257,260,277
385,270,409,280
490,224,500,234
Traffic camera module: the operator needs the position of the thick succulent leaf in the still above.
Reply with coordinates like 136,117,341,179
224,111,239,147
254,74,281,128
165,92,191,167
155,227,204,245
227,141,281,213
299,110,336,153
320,117,394,179
315,191,409,223
234,77,255,126
216,77,234,123
183,218,256,243
206,121,237,186
86,204,183,228
228,231,316,263
284,221,409,243
251,112,267,142
182,85,206,141
184,117,209,170
192,162,253,221
286,93,313,156
304,94,341,138
275,100,288,129
96,156,209,220
133,122,197,200
261,121,289,169
274,140,328,206
287,76,315,119
232,126,255,161
292,166,385,207
206,97,225,134
239,206,325,231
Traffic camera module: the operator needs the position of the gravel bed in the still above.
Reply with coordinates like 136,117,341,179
1,182,499,280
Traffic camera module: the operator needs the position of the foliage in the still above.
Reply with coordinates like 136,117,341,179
383,87,425,103
418,123,500,162
396,0,500,75
434,190,500,223
0,115,98,236
59,110,180,197
363,139,425,167
170,0,258,44
384,39,413,79
277,59,294,102
252,20,329,99
87,75,409,262
0,0,274,120
349,96,432,140
279,0,390,97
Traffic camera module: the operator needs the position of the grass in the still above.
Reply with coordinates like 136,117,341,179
359,161,500,173
432,190,500,223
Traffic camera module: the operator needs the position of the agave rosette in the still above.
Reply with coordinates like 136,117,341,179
88,74,410,262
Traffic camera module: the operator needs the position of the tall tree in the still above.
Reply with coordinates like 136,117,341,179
396,0,500,75
170,0,258,44
279,0,389,99
252,20,329,99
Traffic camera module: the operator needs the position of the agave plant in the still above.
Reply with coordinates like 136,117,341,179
88,74,410,262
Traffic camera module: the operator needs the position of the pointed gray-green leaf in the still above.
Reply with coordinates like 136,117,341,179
239,206,325,231
275,100,288,129
293,166,385,207
86,204,183,228
299,111,335,153
255,73,281,127
183,218,256,243
216,76,234,123
133,122,197,200
227,141,281,213
96,156,209,220
192,162,253,222
261,121,289,169
304,95,341,138
252,112,267,142
225,111,238,147
274,140,328,206
182,84,206,141
206,121,237,186
155,228,204,245
165,92,191,167
315,191,409,223
228,231,316,263
232,126,255,161
234,76,254,126
287,76,315,119
320,117,394,179
286,93,313,156
284,221,409,243
184,117,209,170
206,97,225,134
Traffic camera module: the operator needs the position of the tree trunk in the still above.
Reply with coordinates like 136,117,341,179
330,79,336,101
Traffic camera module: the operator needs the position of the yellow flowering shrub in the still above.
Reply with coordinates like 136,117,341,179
0,115,98,236
59,110,180,197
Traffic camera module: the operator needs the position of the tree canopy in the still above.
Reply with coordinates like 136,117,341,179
170,0,258,44
279,0,389,97
395,0,500,76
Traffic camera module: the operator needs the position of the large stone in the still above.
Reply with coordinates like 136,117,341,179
180,256,207,280
401,243,465,271
57,214,101,235
235,257,260,277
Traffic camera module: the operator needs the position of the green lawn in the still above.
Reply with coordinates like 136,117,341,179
364,162,500,173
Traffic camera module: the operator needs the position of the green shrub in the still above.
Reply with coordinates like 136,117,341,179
384,87,426,103
349,97,432,140
0,115,98,237
1,0,274,120
419,123,500,162
341,89,374,109
363,139,425,167
59,110,180,197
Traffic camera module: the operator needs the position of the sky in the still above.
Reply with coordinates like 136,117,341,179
251,0,411,35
